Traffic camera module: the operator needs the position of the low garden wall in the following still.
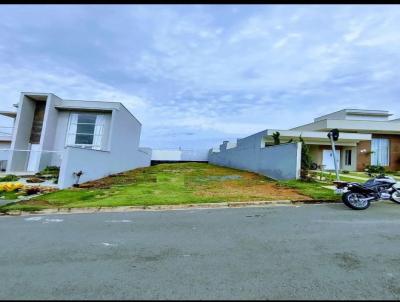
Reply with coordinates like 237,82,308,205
208,142,302,180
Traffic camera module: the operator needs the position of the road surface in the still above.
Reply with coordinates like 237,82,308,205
1,202,400,299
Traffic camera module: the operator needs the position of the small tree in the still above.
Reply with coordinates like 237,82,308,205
299,135,313,180
272,131,281,145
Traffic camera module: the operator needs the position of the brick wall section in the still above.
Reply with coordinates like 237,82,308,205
356,140,371,171
372,134,400,171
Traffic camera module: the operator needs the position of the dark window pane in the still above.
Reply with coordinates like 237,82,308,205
77,124,95,134
75,134,94,145
345,150,352,165
78,114,97,124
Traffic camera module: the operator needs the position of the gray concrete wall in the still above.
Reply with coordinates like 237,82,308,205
181,149,209,161
208,142,301,180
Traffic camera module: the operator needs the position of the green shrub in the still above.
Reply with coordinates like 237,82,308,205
299,136,313,180
0,174,19,182
342,170,350,174
41,166,60,178
272,131,280,145
365,165,385,174
43,166,60,172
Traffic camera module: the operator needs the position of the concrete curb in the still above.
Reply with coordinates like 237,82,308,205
0,199,341,216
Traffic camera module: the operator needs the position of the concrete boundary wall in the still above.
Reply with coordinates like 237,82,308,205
151,149,209,162
208,142,302,180
58,146,151,189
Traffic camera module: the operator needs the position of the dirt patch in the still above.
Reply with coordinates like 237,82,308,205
18,199,53,207
78,167,157,189
194,181,310,201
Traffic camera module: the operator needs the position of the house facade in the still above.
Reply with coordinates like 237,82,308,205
1,92,151,188
209,109,400,179
0,111,16,171
290,109,400,172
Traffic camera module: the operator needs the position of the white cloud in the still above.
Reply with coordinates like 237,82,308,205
1,5,400,148
0,62,149,127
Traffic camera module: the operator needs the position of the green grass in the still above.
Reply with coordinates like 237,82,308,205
0,163,339,213
0,191,22,200
0,174,19,182
0,204,45,213
277,180,340,201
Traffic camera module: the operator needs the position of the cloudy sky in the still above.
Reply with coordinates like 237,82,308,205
1,4,400,149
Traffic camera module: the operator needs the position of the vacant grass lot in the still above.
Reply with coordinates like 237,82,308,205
0,163,339,213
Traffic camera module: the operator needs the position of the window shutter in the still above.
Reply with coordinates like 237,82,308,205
92,115,105,150
66,113,78,146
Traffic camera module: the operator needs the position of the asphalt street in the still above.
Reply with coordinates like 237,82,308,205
1,202,400,300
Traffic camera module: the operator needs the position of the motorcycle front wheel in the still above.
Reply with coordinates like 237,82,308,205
342,192,371,210
391,190,400,204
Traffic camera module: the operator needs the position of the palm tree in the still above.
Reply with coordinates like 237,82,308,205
272,131,280,145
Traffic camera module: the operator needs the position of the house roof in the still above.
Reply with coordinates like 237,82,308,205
342,108,391,116
264,129,371,146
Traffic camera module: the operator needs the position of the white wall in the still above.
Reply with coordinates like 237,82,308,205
151,149,209,162
151,150,181,161
38,94,61,171
209,142,302,180
58,146,151,189
0,142,10,161
7,95,36,171
58,104,151,189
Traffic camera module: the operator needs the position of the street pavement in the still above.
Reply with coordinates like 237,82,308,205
1,202,400,299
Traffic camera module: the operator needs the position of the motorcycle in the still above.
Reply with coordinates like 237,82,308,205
334,173,400,210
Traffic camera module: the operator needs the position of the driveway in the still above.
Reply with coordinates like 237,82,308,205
1,202,400,299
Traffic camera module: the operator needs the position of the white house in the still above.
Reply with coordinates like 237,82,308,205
1,92,151,188
209,109,400,179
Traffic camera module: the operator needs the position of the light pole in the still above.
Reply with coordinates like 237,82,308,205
327,129,340,181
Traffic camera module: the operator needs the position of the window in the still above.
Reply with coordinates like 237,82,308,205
66,113,105,150
371,138,389,166
345,150,352,166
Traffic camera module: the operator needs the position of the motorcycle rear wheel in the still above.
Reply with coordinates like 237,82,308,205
342,192,371,210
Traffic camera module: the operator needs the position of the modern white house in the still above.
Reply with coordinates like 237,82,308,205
0,92,151,188
209,109,400,180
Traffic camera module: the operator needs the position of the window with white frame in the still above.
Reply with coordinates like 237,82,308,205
66,113,105,150
371,138,390,166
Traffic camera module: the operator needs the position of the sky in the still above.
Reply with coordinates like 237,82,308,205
1,4,400,149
